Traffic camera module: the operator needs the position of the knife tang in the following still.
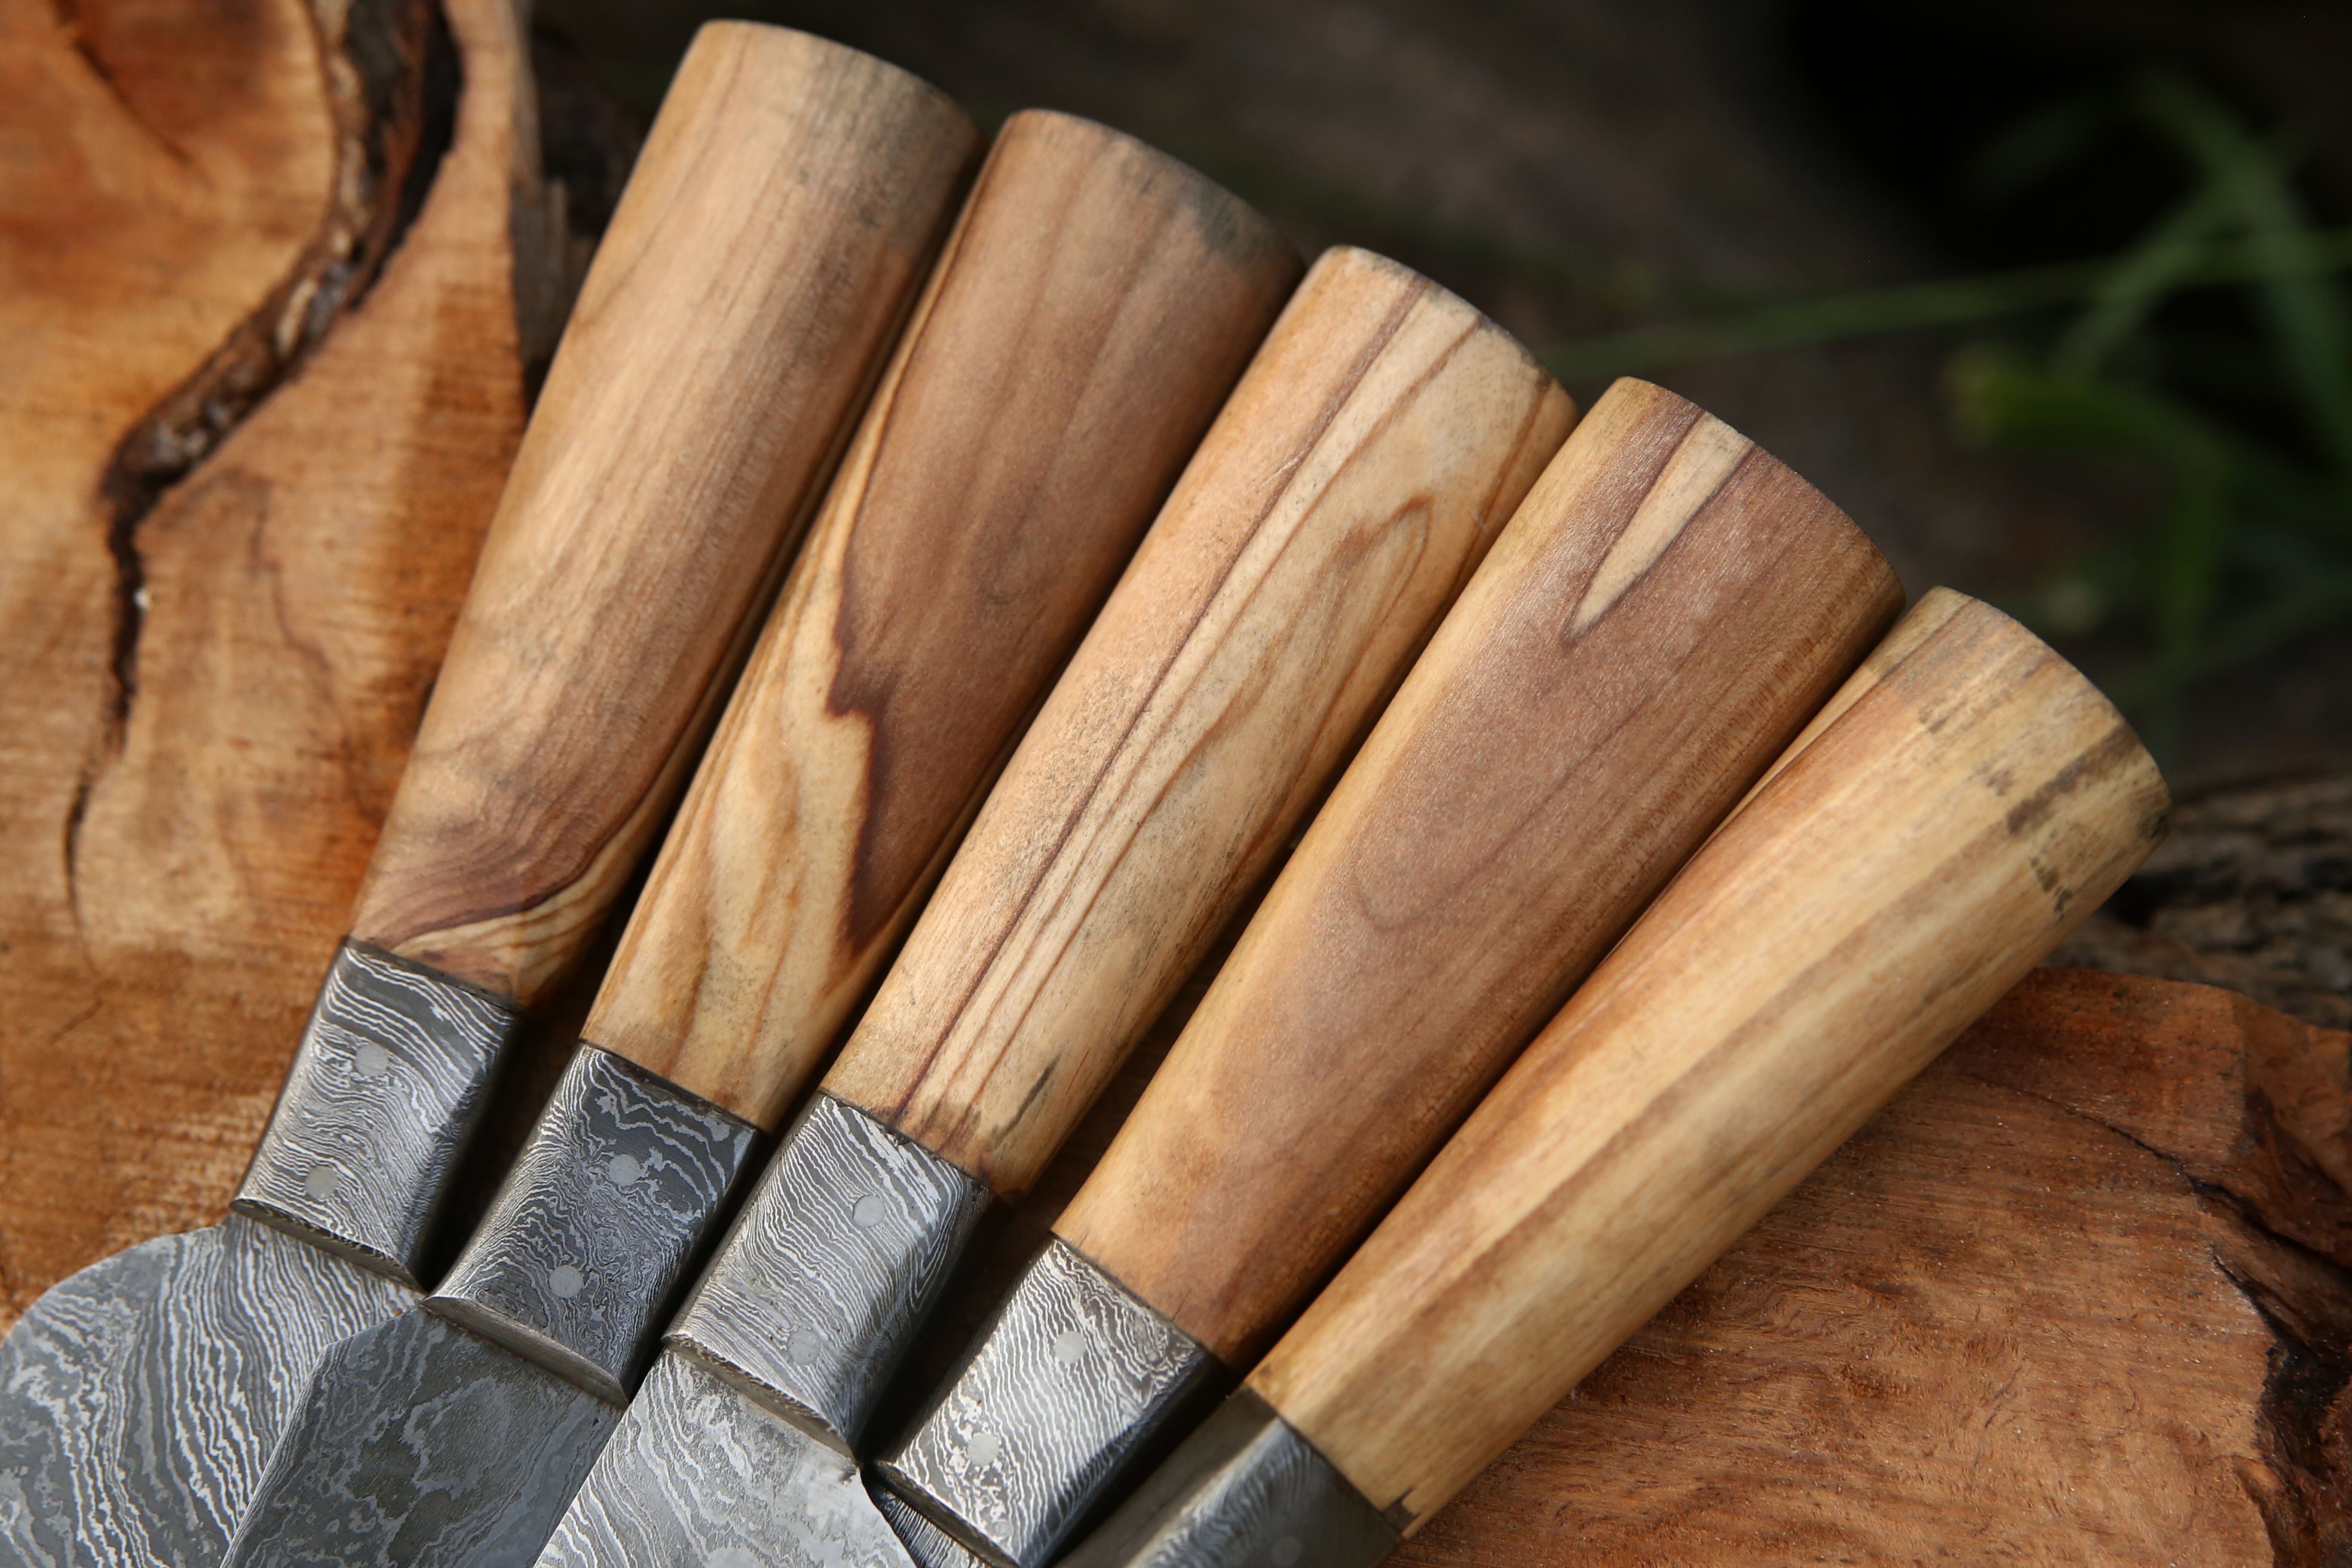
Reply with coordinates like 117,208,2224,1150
872,377,1907,1568
228,23,980,1294
1067,589,2170,1568
417,106,1303,1409
662,245,1577,1460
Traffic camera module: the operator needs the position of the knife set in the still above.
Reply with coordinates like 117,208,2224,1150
0,21,2168,1568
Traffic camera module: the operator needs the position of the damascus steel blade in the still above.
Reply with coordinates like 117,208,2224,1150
874,1237,1222,1568
667,1092,990,1449
533,1351,919,1568
0,1215,414,1567
220,1311,621,1568
1056,1388,1397,1568
429,1044,761,1403
237,940,525,1287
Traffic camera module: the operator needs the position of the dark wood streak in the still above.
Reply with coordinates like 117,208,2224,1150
854,269,1432,1136
824,115,1298,956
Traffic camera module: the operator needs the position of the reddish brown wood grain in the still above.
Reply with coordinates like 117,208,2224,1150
584,110,1300,1126
1055,377,1904,1366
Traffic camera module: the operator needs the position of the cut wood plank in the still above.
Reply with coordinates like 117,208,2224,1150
1394,969,2352,1566
0,0,549,1327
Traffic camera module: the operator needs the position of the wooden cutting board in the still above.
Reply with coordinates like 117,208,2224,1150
3,1,2345,1562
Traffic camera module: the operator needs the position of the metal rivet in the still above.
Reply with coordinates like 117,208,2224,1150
965,1429,1001,1468
303,1164,338,1200
851,1193,888,1229
707,1552,760,1568
1271,1535,1304,1567
784,1325,827,1366
1051,1329,1089,1366
549,1264,585,1298
606,1153,643,1187
352,1042,392,1079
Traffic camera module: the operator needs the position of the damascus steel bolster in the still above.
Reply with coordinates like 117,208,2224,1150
1057,1388,1397,1568
233,940,525,1289
666,1092,992,1451
876,1238,1223,1568
426,1044,762,1404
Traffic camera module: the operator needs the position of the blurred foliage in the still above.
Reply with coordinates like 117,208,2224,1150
1544,71,2352,760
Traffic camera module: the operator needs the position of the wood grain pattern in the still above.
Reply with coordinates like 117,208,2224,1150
823,245,1575,1194
0,0,543,1325
346,23,979,1004
1254,589,2171,1529
1054,377,1903,1365
582,110,1300,1128
1397,969,2351,1565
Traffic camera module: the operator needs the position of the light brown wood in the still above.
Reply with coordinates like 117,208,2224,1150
1398,968,2352,1565
0,0,542,1323
582,111,1300,1128
1253,588,2171,1530
346,23,979,1005
1055,377,1904,1365
823,246,1575,1194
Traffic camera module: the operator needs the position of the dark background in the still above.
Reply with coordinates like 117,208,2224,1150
527,0,2352,789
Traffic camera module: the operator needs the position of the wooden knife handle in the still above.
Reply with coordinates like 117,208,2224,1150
344,24,979,1005
1248,588,2171,1532
822,246,1577,1194
1053,377,1904,1365
579,112,1302,1129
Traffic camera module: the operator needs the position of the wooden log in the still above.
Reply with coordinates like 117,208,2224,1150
0,0,547,1325
1399,968,2352,1565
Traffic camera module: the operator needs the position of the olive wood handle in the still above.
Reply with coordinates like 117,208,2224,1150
1249,588,2171,1531
579,112,1302,1128
345,24,979,1005
1054,377,1904,1364
822,246,1577,1194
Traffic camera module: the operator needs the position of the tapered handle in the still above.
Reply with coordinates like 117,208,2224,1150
821,246,1577,1195
1054,378,1903,1365
1249,589,2171,1531
579,112,1302,1129
344,24,979,1005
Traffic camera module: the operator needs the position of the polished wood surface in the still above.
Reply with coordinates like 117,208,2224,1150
346,23,979,1005
583,111,1300,1128
1056,377,1903,1365
1254,590,2171,1529
824,245,1575,1194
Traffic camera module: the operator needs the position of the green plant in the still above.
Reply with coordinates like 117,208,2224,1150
1542,70,2352,760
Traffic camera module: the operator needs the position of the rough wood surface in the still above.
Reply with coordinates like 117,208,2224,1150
1057,377,1902,1366
346,22,979,1006
1254,590,2172,1530
583,110,1299,1127
1397,968,2352,1566
824,245,1574,1194
0,0,544,1327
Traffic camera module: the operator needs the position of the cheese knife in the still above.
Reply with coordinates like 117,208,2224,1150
867,377,1905,1568
529,243,1577,1568
0,25,979,1566
210,107,1304,1568
1062,588,2171,1568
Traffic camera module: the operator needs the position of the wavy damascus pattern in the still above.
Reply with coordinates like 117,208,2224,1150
221,1310,620,1568
429,1045,760,1402
668,1093,990,1447
876,1238,1218,1568
534,1351,919,1568
0,1214,413,1567
870,1482,992,1568
1057,1389,1396,1568
236,941,524,1286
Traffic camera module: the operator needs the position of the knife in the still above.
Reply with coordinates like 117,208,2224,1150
0,25,978,1567
867,377,1905,1568
530,242,1579,1568
210,107,1306,1568
1060,587,2171,1568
